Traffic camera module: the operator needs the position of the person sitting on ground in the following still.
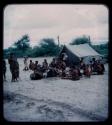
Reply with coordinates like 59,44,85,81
80,63,86,76
3,60,6,81
61,61,66,70
61,66,80,80
83,64,92,78
64,67,70,77
92,59,98,73
71,66,80,80
96,60,104,75
43,69,48,78
45,66,58,78
80,58,85,69
100,60,105,72
89,61,93,71
34,61,39,71
50,58,56,68
23,56,29,71
92,58,99,73
61,69,66,78
30,70,43,80
56,59,61,69
42,59,48,72
80,59,86,75
30,63,43,80
62,52,68,66
37,64,43,73
29,60,35,71
76,66,82,77
56,68,62,77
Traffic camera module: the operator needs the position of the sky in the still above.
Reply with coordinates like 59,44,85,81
4,4,108,49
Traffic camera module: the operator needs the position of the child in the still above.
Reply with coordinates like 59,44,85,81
23,57,29,71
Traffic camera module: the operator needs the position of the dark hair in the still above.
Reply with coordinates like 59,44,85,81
92,58,95,61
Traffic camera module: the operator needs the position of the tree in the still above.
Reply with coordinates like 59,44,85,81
3,36,61,58
39,38,59,56
92,43,108,55
70,35,91,45
40,38,56,47
14,34,30,52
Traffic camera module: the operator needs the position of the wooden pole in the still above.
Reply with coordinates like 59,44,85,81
88,35,91,45
57,36,60,47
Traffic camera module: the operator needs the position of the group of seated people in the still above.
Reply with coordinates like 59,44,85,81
29,57,105,80
3,53,105,82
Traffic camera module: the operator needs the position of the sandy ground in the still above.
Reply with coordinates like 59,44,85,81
3,57,109,122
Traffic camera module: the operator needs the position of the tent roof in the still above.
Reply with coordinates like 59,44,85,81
65,44,101,57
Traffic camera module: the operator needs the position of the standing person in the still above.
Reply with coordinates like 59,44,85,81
14,58,19,80
3,60,6,81
8,53,16,82
23,56,29,71
11,59,19,81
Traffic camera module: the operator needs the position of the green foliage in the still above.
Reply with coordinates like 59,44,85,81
4,34,31,58
4,34,108,59
31,38,60,57
3,36,61,58
39,38,60,56
14,34,30,52
70,36,90,45
92,43,108,55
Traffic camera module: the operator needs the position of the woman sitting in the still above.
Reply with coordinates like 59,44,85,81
71,67,80,80
29,60,35,71
30,64,43,80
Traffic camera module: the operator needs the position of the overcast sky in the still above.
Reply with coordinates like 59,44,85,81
4,4,108,49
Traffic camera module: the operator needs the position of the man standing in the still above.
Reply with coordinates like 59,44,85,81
8,53,19,82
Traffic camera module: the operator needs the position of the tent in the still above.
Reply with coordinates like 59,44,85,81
58,43,102,66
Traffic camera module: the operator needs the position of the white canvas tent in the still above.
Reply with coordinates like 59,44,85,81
58,43,102,65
